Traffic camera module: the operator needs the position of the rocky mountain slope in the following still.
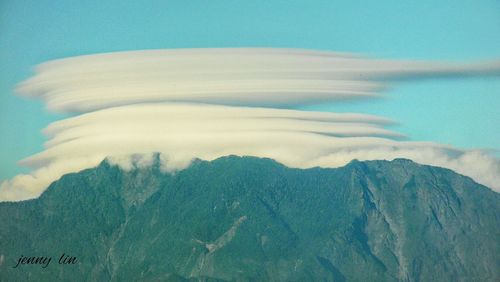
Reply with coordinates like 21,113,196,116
0,156,499,281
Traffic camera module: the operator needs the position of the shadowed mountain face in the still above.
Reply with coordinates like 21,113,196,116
0,156,499,281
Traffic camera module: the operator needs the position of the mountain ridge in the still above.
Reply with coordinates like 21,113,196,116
1,156,499,281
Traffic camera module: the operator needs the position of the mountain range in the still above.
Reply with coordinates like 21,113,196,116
0,156,499,281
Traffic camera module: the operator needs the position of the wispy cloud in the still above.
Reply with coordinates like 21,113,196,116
17,48,500,112
1,48,499,201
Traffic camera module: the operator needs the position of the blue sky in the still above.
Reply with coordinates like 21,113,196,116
1,0,499,180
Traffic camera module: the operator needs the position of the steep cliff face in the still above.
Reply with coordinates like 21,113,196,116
1,156,499,281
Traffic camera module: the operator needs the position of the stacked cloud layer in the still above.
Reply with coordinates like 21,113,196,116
1,48,499,201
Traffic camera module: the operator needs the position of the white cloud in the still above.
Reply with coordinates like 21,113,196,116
1,48,499,201
17,48,500,112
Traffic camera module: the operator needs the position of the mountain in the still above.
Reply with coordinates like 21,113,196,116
0,156,499,281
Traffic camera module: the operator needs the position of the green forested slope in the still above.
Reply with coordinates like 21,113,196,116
1,156,499,281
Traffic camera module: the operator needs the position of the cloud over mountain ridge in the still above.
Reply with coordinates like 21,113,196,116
1,48,499,201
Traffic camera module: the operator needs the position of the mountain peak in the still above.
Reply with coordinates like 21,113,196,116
1,156,499,281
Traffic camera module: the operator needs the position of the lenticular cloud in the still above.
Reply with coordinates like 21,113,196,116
1,48,500,201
